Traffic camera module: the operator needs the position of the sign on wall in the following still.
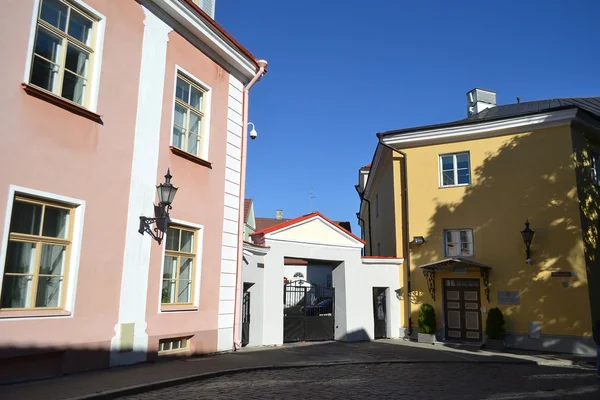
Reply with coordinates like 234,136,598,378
497,290,520,305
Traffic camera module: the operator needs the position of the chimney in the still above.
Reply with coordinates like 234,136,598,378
467,88,496,117
275,210,283,220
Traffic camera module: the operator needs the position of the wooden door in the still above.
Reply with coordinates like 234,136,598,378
443,279,482,341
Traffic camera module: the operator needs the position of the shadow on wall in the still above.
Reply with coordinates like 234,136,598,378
410,128,598,337
0,345,191,385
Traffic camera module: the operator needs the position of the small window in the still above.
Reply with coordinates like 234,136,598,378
445,229,474,257
28,0,99,107
440,152,471,187
162,226,197,305
293,272,304,279
158,336,191,355
1,196,74,310
172,72,208,159
592,153,600,186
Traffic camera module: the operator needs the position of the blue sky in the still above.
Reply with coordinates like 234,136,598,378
217,0,600,234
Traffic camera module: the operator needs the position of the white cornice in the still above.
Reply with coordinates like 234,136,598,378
265,236,365,250
382,109,577,148
362,257,404,265
145,0,257,81
243,242,269,256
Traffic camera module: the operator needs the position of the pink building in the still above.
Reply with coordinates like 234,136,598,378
0,0,267,382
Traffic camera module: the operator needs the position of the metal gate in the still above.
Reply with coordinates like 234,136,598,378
241,290,250,347
283,282,334,342
373,287,387,339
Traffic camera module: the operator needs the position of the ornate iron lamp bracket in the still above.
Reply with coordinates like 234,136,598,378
423,269,436,302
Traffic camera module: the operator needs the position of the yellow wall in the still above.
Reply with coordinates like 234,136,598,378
396,125,592,337
365,149,397,256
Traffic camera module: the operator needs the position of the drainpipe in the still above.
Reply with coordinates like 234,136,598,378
356,212,366,256
354,185,373,256
233,60,268,351
377,136,412,337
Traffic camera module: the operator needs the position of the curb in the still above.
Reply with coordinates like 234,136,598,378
66,359,542,400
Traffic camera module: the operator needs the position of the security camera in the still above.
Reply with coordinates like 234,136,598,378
249,128,258,140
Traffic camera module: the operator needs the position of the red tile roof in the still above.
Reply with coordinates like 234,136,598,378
362,163,371,168
251,212,364,244
255,217,351,233
244,199,253,223
284,257,309,265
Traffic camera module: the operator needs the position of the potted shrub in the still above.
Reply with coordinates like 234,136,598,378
418,304,437,344
485,307,506,351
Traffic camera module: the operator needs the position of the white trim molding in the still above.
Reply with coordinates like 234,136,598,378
382,109,577,148
216,74,244,352
0,185,86,320
110,7,172,367
145,0,257,81
361,257,404,265
23,0,107,113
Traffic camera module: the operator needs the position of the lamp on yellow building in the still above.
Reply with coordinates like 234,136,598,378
520,220,535,264
139,169,178,245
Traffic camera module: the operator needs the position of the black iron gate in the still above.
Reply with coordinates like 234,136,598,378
373,287,387,339
241,290,250,347
283,282,334,342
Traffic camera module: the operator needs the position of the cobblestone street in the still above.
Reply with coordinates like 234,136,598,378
118,363,599,400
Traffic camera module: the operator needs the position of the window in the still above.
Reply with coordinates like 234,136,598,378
440,152,471,187
28,0,98,107
158,336,191,355
162,226,197,306
592,153,600,186
293,272,304,279
172,72,208,159
1,197,73,310
375,193,379,217
445,229,474,257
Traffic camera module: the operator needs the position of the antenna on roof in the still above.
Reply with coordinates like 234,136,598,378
517,97,521,103
309,188,316,213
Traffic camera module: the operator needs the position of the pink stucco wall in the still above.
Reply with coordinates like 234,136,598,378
0,0,144,376
145,30,230,355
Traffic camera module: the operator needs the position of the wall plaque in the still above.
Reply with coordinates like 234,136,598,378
551,271,576,278
497,290,520,305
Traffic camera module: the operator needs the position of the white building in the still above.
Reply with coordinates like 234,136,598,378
240,212,403,347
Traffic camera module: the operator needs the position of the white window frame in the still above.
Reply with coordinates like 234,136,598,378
439,152,471,188
170,65,212,161
444,229,474,258
23,0,106,112
0,185,86,319
158,219,204,313
592,153,600,186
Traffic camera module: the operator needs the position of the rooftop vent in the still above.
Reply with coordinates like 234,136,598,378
275,210,283,220
467,88,496,117
193,0,215,19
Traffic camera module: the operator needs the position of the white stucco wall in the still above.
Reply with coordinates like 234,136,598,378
241,248,266,347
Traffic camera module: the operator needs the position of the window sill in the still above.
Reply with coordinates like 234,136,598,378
160,305,199,313
22,83,103,124
0,309,72,319
170,146,212,169
439,184,471,189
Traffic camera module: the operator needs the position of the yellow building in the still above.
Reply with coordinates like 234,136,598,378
357,89,600,355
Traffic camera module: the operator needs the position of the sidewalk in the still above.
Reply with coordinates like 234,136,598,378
0,340,595,400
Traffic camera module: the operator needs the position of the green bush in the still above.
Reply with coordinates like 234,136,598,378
418,304,437,334
485,307,506,340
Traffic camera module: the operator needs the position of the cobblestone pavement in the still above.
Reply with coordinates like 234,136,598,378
118,363,600,400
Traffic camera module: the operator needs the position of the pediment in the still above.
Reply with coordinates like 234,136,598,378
266,215,364,248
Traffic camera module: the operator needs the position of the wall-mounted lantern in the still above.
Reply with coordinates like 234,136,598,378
520,220,535,264
413,236,425,245
138,169,178,245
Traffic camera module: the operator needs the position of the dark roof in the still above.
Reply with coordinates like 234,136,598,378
255,216,352,233
380,97,600,137
244,199,253,223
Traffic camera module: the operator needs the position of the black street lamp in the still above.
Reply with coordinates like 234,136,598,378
139,169,178,245
520,220,535,264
